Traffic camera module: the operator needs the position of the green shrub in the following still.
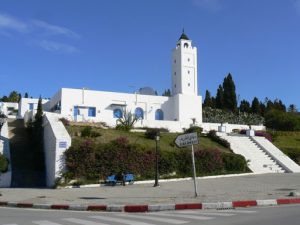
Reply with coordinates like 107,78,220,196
184,126,203,136
81,126,101,138
222,153,248,172
207,130,230,148
0,154,8,173
144,128,160,140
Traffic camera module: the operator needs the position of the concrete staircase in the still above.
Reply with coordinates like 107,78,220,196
8,119,45,187
252,136,300,173
218,133,286,173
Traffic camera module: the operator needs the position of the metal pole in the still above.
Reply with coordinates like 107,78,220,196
154,135,159,187
191,145,198,197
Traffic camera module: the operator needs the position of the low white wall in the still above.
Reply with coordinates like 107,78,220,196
202,122,265,133
43,112,71,187
0,121,12,188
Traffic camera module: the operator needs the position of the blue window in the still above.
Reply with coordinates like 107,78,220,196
155,109,164,120
29,103,34,110
74,106,79,117
113,108,123,118
135,107,144,119
88,107,96,117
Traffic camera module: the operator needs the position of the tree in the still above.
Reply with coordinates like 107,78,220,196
215,85,224,109
0,91,21,102
239,100,251,113
288,104,298,113
203,90,213,108
251,97,261,114
8,91,21,102
222,73,237,112
162,89,171,97
265,110,300,131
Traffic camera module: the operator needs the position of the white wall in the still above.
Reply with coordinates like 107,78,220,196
202,122,265,133
47,88,202,132
0,121,12,188
0,102,19,118
43,112,71,187
18,98,49,118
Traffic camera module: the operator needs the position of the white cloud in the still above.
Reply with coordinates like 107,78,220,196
38,40,79,54
32,20,80,39
0,12,80,53
0,12,29,33
192,0,222,12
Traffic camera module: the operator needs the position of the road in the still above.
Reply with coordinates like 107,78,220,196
0,205,299,225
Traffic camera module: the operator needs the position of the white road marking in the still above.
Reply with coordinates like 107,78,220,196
63,218,109,225
90,215,157,225
32,221,62,225
176,211,236,216
118,213,189,224
148,212,213,220
222,210,257,214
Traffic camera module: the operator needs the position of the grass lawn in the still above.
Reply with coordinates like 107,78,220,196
271,131,300,164
66,124,231,153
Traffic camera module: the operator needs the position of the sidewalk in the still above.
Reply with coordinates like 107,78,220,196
0,173,300,211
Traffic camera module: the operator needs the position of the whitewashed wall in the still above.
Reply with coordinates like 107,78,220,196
18,98,49,118
0,121,12,188
43,112,71,187
202,122,265,133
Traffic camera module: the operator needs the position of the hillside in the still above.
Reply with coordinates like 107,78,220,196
271,131,300,165
66,124,232,153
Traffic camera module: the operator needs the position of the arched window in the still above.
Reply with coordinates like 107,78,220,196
155,109,164,120
113,108,123,118
135,107,144,119
184,43,189,48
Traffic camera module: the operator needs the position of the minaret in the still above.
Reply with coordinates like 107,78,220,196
171,31,198,96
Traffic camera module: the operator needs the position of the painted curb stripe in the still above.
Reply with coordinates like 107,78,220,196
175,203,202,210
0,201,8,206
87,205,107,211
277,198,300,205
17,203,34,208
232,200,257,208
51,204,70,210
124,205,148,212
1,197,300,212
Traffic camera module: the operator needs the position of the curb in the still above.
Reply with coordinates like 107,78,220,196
0,198,300,212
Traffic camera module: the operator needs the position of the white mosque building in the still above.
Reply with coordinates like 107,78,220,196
19,32,202,132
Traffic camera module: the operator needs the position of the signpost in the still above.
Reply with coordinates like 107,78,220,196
175,132,199,197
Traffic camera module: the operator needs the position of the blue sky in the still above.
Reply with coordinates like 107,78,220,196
0,0,300,107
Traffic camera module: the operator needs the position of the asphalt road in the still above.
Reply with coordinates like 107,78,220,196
0,205,299,225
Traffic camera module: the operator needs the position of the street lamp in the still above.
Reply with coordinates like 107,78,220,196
153,132,160,187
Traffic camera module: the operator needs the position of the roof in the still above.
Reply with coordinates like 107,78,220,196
178,32,190,41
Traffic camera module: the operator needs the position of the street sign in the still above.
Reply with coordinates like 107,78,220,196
174,132,198,148
174,132,199,197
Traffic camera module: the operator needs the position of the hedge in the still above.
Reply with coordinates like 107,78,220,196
64,137,249,182
0,154,8,173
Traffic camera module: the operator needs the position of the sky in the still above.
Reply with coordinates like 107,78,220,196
0,0,300,107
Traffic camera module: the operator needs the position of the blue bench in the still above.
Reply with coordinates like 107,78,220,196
105,173,134,186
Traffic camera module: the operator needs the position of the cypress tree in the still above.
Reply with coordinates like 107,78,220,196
203,90,213,108
222,73,237,112
240,100,251,113
215,85,224,109
251,97,261,114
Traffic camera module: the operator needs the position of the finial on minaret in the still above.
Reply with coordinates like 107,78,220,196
182,28,185,33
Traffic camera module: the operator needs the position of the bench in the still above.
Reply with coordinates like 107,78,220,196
105,173,134,186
